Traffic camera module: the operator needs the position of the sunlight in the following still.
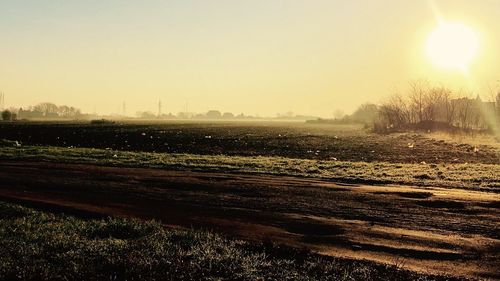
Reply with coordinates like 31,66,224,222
426,21,479,72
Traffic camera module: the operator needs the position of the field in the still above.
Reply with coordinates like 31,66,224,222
1,121,498,164
0,121,499,280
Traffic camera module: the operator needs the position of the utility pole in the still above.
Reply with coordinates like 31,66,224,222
0,92,4,111
158,99,162,118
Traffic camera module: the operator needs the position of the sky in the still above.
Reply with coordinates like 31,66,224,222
1,0,499,117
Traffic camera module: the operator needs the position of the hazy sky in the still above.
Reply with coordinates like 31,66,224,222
1,0,499,117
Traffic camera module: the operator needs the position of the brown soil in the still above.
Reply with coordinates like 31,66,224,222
1,122,498,164
0,160,498,279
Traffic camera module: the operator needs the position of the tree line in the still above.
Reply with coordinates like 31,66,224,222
376,81,499,132
1,103,85,121
332,81,500,134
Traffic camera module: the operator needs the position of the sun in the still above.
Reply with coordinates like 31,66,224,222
426,21,479,71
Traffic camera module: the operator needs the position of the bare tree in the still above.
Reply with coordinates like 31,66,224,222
455,94,473,129
33,103,58,117
408,80,430,124
442,90,456,125
379,93,410,129
57,105,71,117
376,80,499,133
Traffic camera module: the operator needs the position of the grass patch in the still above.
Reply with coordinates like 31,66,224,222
0,201,466,280
373,191,434,199
0,145,499,191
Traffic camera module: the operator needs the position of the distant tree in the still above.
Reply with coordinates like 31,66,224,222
176,112,191,119
333,109,345,120
69,107,81,117
34,103,58,117
57,105,71,117
437,88,456,125
379,94,410,129
206,110,222,119
137,111,156,119
1,110,12,121
159,113,176,119
408,80,429,123
350,104,378,124
376,81,498,132
222,112,234,119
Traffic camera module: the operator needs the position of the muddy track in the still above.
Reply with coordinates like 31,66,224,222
0,160,498,279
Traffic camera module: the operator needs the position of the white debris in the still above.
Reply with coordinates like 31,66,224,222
204,135,212,139
473,147,479,153
407,143,414,148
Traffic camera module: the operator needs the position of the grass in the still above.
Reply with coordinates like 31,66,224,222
425,131,500,150
0,145,499,191
0,201,466,281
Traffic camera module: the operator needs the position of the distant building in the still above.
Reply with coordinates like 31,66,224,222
18,108,44,119
450,95,497,129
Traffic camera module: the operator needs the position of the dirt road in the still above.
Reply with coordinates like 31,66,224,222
0,161,498,279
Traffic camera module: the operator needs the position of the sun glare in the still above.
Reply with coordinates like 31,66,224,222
426,21,479,71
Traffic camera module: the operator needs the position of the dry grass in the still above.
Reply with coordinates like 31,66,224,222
426,131,500,150
0,145,498,191
0,202,467,281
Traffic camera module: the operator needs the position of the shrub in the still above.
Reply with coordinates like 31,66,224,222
1,110,12,121
90,119,115,125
